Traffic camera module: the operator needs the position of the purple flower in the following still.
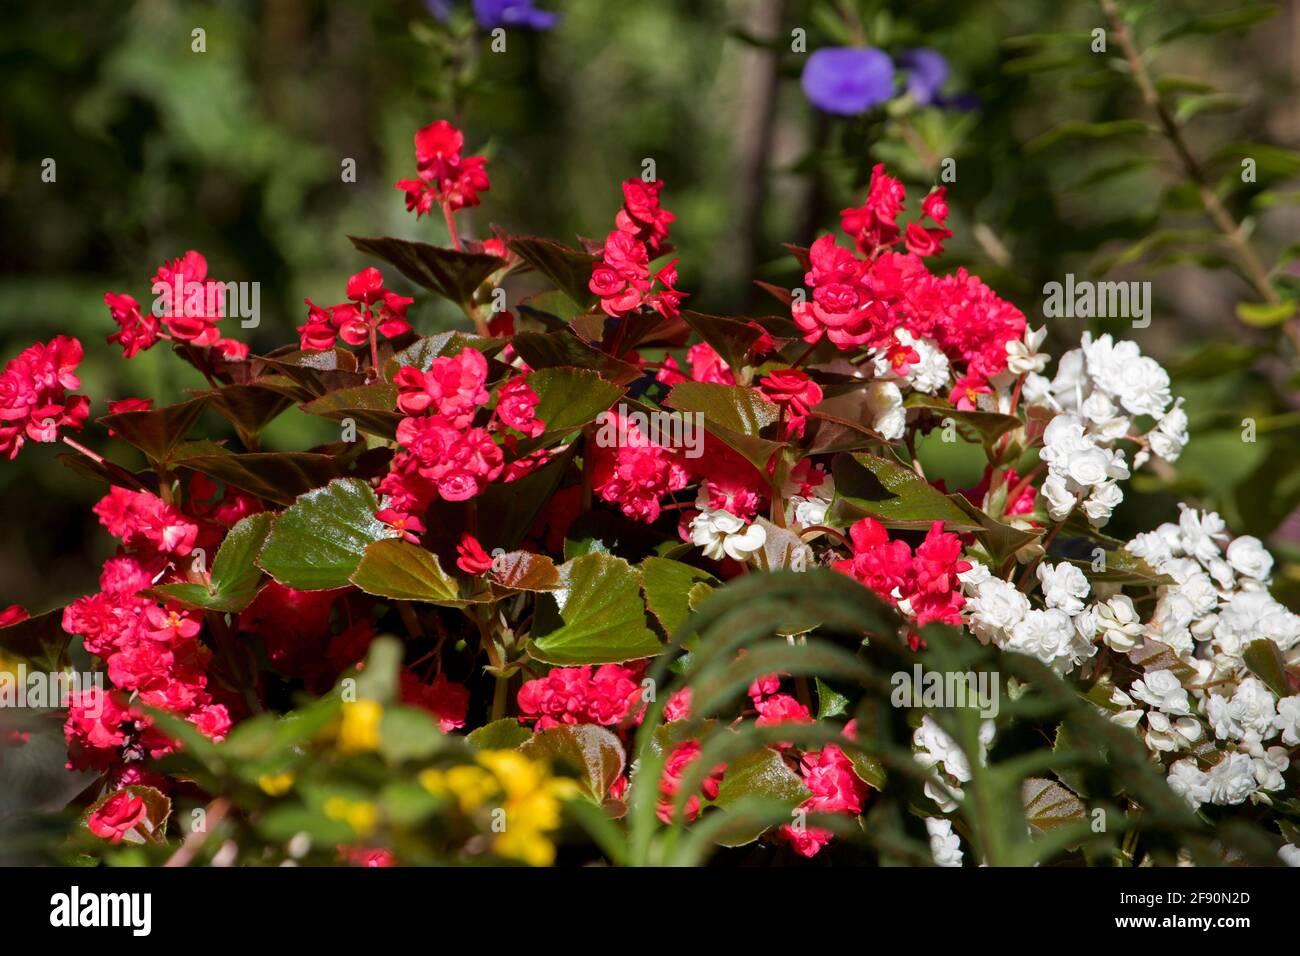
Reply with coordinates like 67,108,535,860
425,0,454,20
471,0,560,30
898,48,949,106
800,47,895,116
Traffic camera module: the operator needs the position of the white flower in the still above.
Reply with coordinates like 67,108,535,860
1206,752,1257,806
1247,741,1289,792
925,817,963,867
1225,536,1273,582
1040,472,1077,521
1125,532,1174,570
1167,758,1211,809
1006,608,1077,672
1148,398,1188,463
1005,325,1048,376
1143,710,1202,753
865,380,906,440
1130,670,1190,715
789,495,829,528
1206,678,1277,742
903,333,951,394
1082,480,1123,527
689,508,767,562
1037,561,1089,614
1280,845,1300,867
1095,595,1144,652
966,576,1030,646
1273,696,1300,746
1178,506,1228,565
1213,590,1300,657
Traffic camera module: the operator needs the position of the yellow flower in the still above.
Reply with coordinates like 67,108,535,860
257,772,295,796
324,796,377,835
338,699,383,754
474,750,580,866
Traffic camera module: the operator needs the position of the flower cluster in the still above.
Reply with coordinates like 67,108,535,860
104,251,247,361
62,486,233,791
589,179,685,319
0,336,89,459
835,518,972,629
394,119,491,219
298,267,413,355
1028,332,1186,526
377,348,543,521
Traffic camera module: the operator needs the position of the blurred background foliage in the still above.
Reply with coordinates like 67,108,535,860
1,0,1298,613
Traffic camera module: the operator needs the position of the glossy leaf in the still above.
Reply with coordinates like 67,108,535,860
349,235,501,304
258,478,390,590
349,538,467,605
528,553,662,665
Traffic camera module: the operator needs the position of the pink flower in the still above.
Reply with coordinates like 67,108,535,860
394,349,490,426
495,377,544,438
516,664,644,729
590,412,690,524
0,604,28,628
376,507,425,544
615,178,676,256
779,743,871,857
759,369,823,438
657,740,726,823
87,791,148,844
0,336,90,458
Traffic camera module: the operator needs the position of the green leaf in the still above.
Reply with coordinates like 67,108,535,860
528,553,663,665
354,636,402,705
524,367,625,444
152,512,273,612
1235,299,1295,328
1022,777,1086,832
491,551,562,592
904,395,1022,444
1025,120,1153,154
829,452,980,531
467,719,533,750
349,538,467,605
167,440,342,507
709,746,810,847
506,236,598,309
815,678,850,719
209,384,295,436
665,381,779,436
258,478,389,590
259,348,365,398
511,329,641,384
386,332,506,377
1155,4,1278,45
300,384,401,438
380,705,445,762
1242,639,1292,698
520,724,625,801
1068,550,1174,587
641,557,719,636
99,396,211,461
680,310,794,373
348,235,501,304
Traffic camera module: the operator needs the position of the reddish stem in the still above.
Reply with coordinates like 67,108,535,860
442,203,463,251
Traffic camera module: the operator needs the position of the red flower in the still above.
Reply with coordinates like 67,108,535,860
377,507,425,544
456,533,494,575
0,604,29,628
395,120,491,216
0,336,90,459
495,377,544,438
759,369,824,438
87,791,148,844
